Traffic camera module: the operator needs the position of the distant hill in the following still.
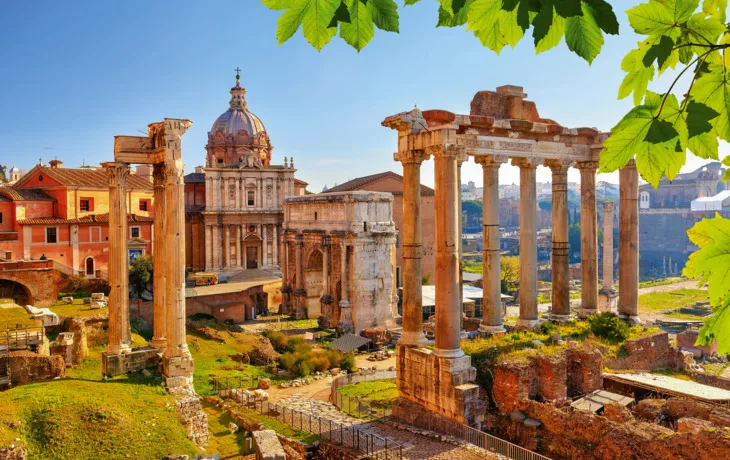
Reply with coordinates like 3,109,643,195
597,182,620,201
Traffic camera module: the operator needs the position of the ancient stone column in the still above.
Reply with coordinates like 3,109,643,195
319,237,333,327
619,160,640,324
151,163,167,349
394,149,430,347
273,225,278,267
457,153,468,338
476,155,506,334
102,162,132,355
263,224,268,267
546,160,571,321
431,145,464,358
223,225,230,268
235,225,241,268
577,161,599,316
513,158,539,329
293,234,307,319
280,238,291,315
602,202,615,290
337,240,353,334
204,224,213,271
163,158,195,386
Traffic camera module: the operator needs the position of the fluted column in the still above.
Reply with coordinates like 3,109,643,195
102,162,132,355
235,178,241,209
205,224,213,271
273,225,279,267
223,225,230,268
619,160,640,323
394,149,430,347
513,157,539,329
293,234,307,319
602,202,615,290
457,153,468,337
476,155,507,334
577,161,599,315
430,145,463,358
235,225,241,268
337,240,353,333
151,163,167,349
319,238,333,325
546,160,572,321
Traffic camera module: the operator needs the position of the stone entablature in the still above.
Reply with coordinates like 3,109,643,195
282,192,398,332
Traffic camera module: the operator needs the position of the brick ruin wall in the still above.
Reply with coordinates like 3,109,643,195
0,351,65,385
175,396,209,448
604,333,689,371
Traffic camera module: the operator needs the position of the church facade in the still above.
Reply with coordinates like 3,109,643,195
184,74,307,272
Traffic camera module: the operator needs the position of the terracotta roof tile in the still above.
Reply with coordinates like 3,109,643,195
326,171,434,196
184,172,206,183
0,186,55,202
22,166,153,190
17,213,152,225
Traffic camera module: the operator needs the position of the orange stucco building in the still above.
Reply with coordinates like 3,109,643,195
0,160,154,277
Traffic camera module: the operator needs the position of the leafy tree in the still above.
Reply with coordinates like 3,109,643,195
261,0,730,350
129,255,153,299
0,165,6,182
501,255,519,293
462,199,483,218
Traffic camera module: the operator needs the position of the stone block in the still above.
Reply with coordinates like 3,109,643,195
102,347,161,378
666,398,712,421
676,417,714,433
252,430,286,460
709,407,730,427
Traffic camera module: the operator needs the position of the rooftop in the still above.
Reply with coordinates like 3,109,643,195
605,372,730,403
326,171,434,196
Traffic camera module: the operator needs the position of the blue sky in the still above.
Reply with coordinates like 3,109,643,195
0,0,720,191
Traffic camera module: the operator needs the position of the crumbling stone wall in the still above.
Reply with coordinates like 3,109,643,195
536,354,567,403
63,315,107,364
0,351,65,385
175,396,209,448
492,357,537,413
605,332,688,371
566,347,603,397
0,447,26,460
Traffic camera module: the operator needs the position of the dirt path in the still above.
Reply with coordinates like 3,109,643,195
637,279,703,295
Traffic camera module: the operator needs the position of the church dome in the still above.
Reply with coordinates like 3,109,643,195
209,73,266,139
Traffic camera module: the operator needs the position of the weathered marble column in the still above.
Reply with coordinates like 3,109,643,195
163,157,195,387
602,202,615,290
513,158,539,329
394,149,429,347
319,237,333,327
223,225,230,268
280,238,291,315
577,161,599,316
430,145,464,358
476,155,506,334
235,225,241,268
205,225,213,271
546,160,572,321
619,160,640,324
293,234,307,319
150,163,167,349
337,240,353,334
103,162,132,355
457,153,468,338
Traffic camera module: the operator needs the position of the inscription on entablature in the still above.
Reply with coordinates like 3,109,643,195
478,140,534,152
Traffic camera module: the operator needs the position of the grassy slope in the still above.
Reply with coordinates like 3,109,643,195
638,288,709,313
202,400,251,460
50,301,109,318
0,306,41,331
0,341,198,459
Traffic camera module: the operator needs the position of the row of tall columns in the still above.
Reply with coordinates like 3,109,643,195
619,160,640,323
208,175,285,211
204,223,280,270
431,145,464,358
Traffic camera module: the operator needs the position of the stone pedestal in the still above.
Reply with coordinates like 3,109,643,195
599,288,618,313
394,345,485,429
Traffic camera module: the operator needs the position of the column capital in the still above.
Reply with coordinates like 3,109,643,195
152,162,168,186
394,149,430,165
511,157,540,169
101,162,130,186
474,155,508,168
456,152,469,166
544,159,572,173
425,144,465,159
575,160,599,172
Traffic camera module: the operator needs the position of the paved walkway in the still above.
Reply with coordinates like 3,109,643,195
277,396,492,459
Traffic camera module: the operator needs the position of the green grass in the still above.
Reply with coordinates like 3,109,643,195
637,277,684,289
336,379,398,405
638,289,709,313
227,405,319,444
202,401,251,459
0,305,41,330
0,347,198,459
50,301,108,319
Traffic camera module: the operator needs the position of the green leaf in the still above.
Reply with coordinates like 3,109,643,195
697,297,730,354
301,0,340,50
693,64,730,142
642,35,674,69
371,0,399,32
403,0,421,5
263,0,295,10
644,118,678,144
627,0,694,38
686,100,720,138
468,0,508,53
328,1,352,27
438,0,472,27
565,2,604,63
535,12,565,52
688,132,720,159
600,106,655,173
583,0,618,35
532,1,554,44
684,213,730,307
339,0,374,50
501,6,525,46
276,0,310,46
703,0,728,22
686,12,727,46
553,0,582,18
618,47,655,104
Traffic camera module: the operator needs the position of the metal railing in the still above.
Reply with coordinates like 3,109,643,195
414,413,552,460
2,327,45,351
210,375,260,393
212,377,403,459
331,370,397,419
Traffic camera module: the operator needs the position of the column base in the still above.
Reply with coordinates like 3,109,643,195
549,314,573,324
599,288,618,313
149,338,168,349
514,318,541,330
433,347,465,358
107,343,132,356
398,330,429,348
478,324,506,335
619,314,642,326
163,351,195,394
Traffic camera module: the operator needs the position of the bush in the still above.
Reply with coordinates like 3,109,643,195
287,336,309,353
340,353,356,372
263,331,289,352
279,352,296,371
588,312,629,343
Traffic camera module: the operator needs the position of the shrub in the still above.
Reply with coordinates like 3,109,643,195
294,359,311,378
279,352,296,371
287,336,309,353
309,350,331,373
588,312,629,343
340,353,356,372
263,330,289,352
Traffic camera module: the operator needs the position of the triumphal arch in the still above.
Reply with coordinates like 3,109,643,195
102,118,195,391
383,85,640,428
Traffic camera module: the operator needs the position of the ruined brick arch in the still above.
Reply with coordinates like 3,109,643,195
0,275,35,306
